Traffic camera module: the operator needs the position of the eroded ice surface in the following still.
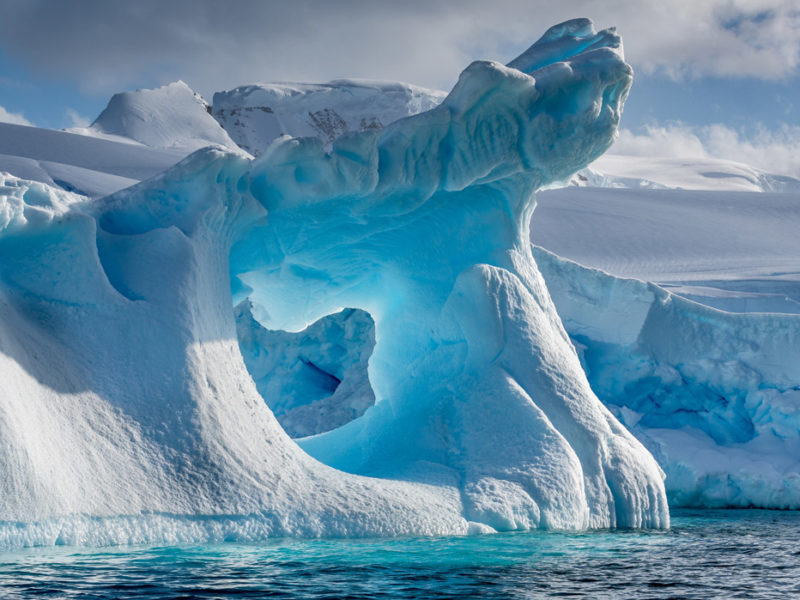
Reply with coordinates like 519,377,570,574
0,19,668,548
235,301,375,438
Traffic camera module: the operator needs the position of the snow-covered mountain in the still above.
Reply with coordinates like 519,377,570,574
211,79,445,155
73,80,241,153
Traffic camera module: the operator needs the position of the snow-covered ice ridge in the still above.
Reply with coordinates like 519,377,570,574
0,19,671,547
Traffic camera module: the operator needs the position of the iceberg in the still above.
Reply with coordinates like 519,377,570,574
0,19,668,547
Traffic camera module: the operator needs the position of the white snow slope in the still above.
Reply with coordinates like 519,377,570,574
0,122,185,198
76,81,241,153
576,154,800,193
533,186,800,314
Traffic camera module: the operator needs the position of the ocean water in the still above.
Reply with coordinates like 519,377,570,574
0,509,798,599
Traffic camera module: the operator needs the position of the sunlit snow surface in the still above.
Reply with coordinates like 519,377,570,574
0,19,671,547
74,81,242,153
0,123,184,198
533,186,800,313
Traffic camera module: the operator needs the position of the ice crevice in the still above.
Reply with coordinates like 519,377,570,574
0,19,670,547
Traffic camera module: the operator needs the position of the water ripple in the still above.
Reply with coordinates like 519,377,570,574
0,509,798,599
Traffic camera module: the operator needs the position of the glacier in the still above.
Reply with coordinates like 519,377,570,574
0,19,671,547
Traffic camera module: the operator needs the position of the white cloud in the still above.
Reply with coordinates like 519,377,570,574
0,104,32,126
610,122,800,178
65,108,90,128
611,126,708,158
0,0,798,97
614,0,800,80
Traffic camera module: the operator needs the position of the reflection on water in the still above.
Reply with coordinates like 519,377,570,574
1,510,798,599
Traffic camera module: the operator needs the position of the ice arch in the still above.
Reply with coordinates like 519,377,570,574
232,18,667,529
0,19,666,546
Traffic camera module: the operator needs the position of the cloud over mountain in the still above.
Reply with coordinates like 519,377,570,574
1,0,798,98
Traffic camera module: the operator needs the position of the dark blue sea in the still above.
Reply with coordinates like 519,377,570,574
1,509,798,599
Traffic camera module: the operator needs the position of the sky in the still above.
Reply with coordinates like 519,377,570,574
1,0,799,175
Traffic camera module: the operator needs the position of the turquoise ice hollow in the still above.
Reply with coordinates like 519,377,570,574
0,19,667,547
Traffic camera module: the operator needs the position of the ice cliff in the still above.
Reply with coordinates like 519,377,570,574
0,19,669,547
